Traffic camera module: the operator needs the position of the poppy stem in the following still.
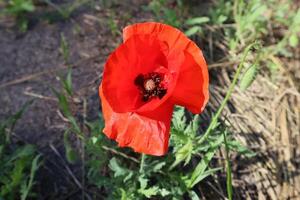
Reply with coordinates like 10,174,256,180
139,153,146,173
198,41,259,145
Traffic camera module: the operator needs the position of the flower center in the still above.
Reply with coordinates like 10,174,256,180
134,72,167,102
144,79,156,91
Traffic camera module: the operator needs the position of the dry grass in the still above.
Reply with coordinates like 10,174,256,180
205,55,300,199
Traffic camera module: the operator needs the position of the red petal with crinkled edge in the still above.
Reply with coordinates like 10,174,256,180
169,51,206,113
123,22,209,113
99,85,174,156
102,34,168,113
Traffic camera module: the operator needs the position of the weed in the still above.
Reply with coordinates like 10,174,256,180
146,0,182,27
0,101,41,200
182,0,300,90
1,0,35,31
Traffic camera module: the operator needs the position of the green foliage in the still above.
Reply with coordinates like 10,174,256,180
108,13,120,37
1,0,35,31
147,0,182,27
0,102,41,200
185,134,223,188
184,17,209,36
239,63,258,91
52,43,258,198
181,0,300,87
51,4,260,198
223,131,233,200
60,33,70,64
63,130,78,164
42,0,88,21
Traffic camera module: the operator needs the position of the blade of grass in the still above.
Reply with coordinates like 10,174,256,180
223,130,233,200
197,41,259,145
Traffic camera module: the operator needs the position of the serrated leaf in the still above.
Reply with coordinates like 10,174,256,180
109,158,132,181
171,139,193,169
227,140,256,158
138,186,159,198
9,145,35,163
152,161,166,172
159,188,170,197
191,115,200,133
239,64,258,91
187,134,223,188
186,17,210,25
138,176,148,189
172,106,186,131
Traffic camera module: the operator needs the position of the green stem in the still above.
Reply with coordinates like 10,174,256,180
197,42,257,145
223,131,233,200
139,154,146,174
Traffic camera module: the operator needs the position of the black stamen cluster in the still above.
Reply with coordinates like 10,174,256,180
134,72,167,102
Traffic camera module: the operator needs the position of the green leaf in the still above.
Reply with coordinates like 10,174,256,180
185,26,201,37
171,139,193,169
109,158,132,181
172,106,186,131
120,188,127,200
60,33,69,63
187,134,224,188
138,186,159,198
8,145,35,163
138,176,148,189
293,8,300,24
20,154,41,200
159,188,170,197
63,131,78,164
186,17,210,25
227,140,256,158
152,161,166,172
62,69,73,96
52,89,81,135
20,1,35,12
188,190,200,200
289,34,299,48
239,64,258,91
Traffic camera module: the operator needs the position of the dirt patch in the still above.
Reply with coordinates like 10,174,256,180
0,1,152,198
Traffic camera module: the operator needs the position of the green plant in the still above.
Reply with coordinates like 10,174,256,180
1,0,35,31
52,41,257,199
147,0,182,27
42,0,89,22
182,0,300,91
0,102,41,200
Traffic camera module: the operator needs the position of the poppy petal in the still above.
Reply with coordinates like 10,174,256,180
123,22,209,111
169,51,208,113
99,85,174,156
102,34,168,113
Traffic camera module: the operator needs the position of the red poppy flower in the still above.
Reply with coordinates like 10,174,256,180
99,22,209,156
